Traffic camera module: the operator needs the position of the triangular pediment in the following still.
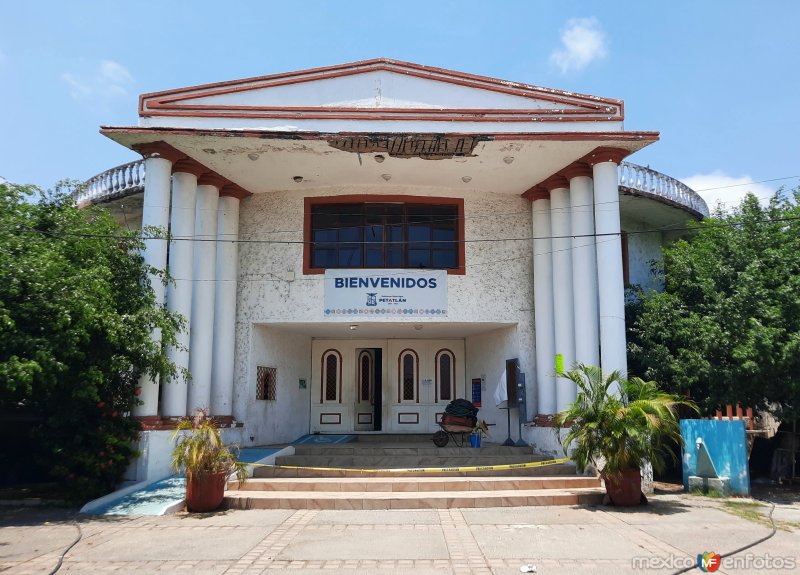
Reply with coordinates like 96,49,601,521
139,58,623,123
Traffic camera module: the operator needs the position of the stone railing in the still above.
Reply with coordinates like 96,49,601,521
75,159,145,205
619,161,709,217
78,158,709,217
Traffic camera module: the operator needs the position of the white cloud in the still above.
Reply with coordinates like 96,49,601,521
100,60,134,85
550,17,608,74
60,59,135,101
681,171,778,211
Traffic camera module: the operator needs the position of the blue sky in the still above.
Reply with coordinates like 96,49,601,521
1,0,798,208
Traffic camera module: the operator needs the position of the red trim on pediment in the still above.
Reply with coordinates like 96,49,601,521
138,58,624,124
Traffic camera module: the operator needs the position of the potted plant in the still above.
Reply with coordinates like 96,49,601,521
554,364,696,506
171,409,248,512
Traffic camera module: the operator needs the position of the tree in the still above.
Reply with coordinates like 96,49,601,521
627,189,800,420
0,181,183,502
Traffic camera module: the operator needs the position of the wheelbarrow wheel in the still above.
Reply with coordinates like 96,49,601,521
432,430,449,447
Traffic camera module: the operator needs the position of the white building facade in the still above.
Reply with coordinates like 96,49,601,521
79,59,708,480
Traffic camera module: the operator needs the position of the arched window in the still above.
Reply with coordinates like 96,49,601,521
398,349,418,403
435,349,455,402
321,349,342,403
358,350,373,403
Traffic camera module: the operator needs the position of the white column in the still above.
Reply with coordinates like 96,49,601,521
133,153,173,417
162,164,200,417
531,190,557,415
566,165,600,368
211,193,240,416
592,151,628,380
187,178,220,415
548,179,576,411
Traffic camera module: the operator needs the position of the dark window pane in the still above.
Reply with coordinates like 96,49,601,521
432,250,457,269
402,354,415,401
360,354,371,402
432,227,456,242
366,225,383,242
439,354,452,401
339,246,361,267
408,249,430,268
366,248,383,267
386,249,403,267
325,354,338,401
408,225,430,242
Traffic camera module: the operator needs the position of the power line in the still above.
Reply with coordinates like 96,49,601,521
4,214,798,247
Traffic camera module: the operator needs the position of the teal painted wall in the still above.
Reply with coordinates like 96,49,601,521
680,419,750,496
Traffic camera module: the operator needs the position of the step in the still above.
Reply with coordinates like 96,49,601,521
230,476,600,492
274,454,543,468
224,487,604,510
291,444,534,456
253,463,577,478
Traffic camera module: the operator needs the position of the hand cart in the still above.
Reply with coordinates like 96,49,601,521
431,422,474,447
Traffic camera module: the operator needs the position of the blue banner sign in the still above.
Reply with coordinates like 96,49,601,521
324,269,448,317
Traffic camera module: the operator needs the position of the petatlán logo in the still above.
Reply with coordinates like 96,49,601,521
365,293,377,307
697,552,721,572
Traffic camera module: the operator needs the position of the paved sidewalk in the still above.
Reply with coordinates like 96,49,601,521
1,494,798,574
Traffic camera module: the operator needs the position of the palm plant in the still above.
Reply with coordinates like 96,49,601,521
554,364,696,477
171,409,248,483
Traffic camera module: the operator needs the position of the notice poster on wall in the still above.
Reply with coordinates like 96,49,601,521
324,269,447,317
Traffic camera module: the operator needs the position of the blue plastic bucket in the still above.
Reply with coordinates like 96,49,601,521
469,433,481,448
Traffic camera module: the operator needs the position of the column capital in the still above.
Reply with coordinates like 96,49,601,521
582,146,629,166
197,173,229,189
522,185,550,202
540,175,570,192
132,141,186,163
220,183,252,200
561,161,593,180
172,158,208,177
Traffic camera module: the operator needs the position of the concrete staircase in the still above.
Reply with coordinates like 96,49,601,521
225,435,603,509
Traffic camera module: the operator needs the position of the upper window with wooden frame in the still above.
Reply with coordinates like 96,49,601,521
304,195,465,274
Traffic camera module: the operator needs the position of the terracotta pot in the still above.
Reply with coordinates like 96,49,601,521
603,468,643,506
185,471,228,512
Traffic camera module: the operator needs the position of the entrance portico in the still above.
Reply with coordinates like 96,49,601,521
87,58,707,481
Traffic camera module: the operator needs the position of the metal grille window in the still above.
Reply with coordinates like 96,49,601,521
358,351,373,403
256,366,277,401
436,350,454,402
399,349,418,402
322,350,341,402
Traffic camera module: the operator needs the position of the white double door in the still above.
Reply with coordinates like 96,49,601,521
310,338,465,434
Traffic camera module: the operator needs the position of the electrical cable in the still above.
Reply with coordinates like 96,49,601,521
668,502,777,575
47,518,82,575
4,214,799,246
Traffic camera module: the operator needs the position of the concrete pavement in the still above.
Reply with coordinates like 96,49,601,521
1,494,798,574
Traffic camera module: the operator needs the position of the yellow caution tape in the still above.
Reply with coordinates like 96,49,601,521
245,457,570,474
